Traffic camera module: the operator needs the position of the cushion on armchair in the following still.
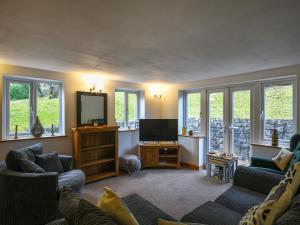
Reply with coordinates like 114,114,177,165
19,159,45,173
36,152,64,173
5,143,43,171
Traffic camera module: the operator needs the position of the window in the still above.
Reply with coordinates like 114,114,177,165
185,92,201,132
115,90,139,129
262,80,295,141
3,77,64,138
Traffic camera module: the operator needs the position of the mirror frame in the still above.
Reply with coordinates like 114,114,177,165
76,91,108,127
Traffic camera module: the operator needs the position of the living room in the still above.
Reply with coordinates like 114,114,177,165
1,1,300,225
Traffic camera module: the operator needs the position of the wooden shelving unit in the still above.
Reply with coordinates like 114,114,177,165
72,126,119,183
139,143,180,169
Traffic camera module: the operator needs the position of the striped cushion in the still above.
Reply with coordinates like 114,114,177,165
59,187,80,224
59,187,117,225
77,199,117,225
36,152,64,173
19,159,45,173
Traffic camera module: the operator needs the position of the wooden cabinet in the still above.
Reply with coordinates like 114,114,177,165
139,144,180,169
73,126,119,183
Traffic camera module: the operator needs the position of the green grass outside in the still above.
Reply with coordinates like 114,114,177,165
10,98,59,133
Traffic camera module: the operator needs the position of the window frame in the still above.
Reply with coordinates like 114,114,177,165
2,76,65,139
261,79,296,143
115,89,140,129
183,90,202,133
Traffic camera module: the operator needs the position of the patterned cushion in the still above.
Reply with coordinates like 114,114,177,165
36,152,64,173
19,159,45,173
272,148,293,171
239,161,300,225
5,143,43,171
59,187,117,225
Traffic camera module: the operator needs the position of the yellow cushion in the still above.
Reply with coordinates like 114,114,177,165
272,148,293,170
98,187,139,225
239,161,300,225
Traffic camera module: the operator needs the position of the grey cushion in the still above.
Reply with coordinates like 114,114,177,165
59,188,117,225
19,159,45,173
77,198,117,225
46,219,69,225
215,186,266,214
122,193,176,225
181,201,243,225
120,155,141,174
5,143,43,171
274,194,300,225
58,169,85,193
36,152,64,173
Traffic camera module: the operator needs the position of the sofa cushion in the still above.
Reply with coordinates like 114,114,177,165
158,219,205,225
59,187,117,225
215,186,266,214
46,218,69,225
122,193,176,225
19,159,45,173
58,169,85,193
36,152,64,173
274,194,300,225
5,143,43,171
272,148,293,171
181,201,243,225
251,167,285,175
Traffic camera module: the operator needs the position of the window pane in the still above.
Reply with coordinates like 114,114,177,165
9,82,31,134
115,92,125,128
187,93,201,132
264,83,293,140
128,93,138,128
36,82,60,133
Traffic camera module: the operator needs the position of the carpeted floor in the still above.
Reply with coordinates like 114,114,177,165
82,168,231,220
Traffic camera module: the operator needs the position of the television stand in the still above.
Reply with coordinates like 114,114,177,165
139,143,181,169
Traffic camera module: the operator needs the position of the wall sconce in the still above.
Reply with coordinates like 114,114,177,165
150,85,163,99
86,75,104,94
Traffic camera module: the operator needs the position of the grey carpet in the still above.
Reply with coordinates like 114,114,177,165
82,169,231,220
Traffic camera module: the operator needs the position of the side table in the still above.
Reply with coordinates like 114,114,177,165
206,153,238,183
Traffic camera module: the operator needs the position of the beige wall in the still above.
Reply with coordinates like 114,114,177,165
0,64,161,159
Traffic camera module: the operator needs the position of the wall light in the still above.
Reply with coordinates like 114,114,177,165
149,85,163,99
85,75,105,94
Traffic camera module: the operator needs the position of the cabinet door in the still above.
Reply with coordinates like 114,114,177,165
141,147,158,167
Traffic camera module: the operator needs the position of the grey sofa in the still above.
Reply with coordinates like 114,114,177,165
50,166,300,225
0,143,85,225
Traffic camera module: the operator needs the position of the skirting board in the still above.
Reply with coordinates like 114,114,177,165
180,162,205,170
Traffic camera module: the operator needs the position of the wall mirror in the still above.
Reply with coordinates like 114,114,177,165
76,91,107,127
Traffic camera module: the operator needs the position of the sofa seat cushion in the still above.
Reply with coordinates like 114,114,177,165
215,186,266,215
58,169,85,193
181,201,243,225
122,193,176,225
251,167,286,175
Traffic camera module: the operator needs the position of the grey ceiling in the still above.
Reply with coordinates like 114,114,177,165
0,0,300,83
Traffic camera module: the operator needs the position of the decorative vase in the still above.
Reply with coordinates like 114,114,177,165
188,129,193,136
182,127,187,136
271,129,279,147
31,116,44,137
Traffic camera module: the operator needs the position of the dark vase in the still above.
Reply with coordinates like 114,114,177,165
31,116,45,137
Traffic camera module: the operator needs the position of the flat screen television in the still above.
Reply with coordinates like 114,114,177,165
139,119,178,141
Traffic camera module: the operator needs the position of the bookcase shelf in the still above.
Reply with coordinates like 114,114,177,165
73,126,119,183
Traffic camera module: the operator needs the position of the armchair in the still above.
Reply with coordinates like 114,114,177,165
250,133,300,174
0,143,85,225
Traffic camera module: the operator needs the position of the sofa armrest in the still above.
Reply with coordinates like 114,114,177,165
0,170,58,225
233,166,283,195
59,155,73,172
250,156,280,170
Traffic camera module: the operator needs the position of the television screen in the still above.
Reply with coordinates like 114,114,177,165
139,119,178,141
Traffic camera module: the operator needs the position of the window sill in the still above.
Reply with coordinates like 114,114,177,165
178,134,206,139
0,134,68,143
118,128,139,132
